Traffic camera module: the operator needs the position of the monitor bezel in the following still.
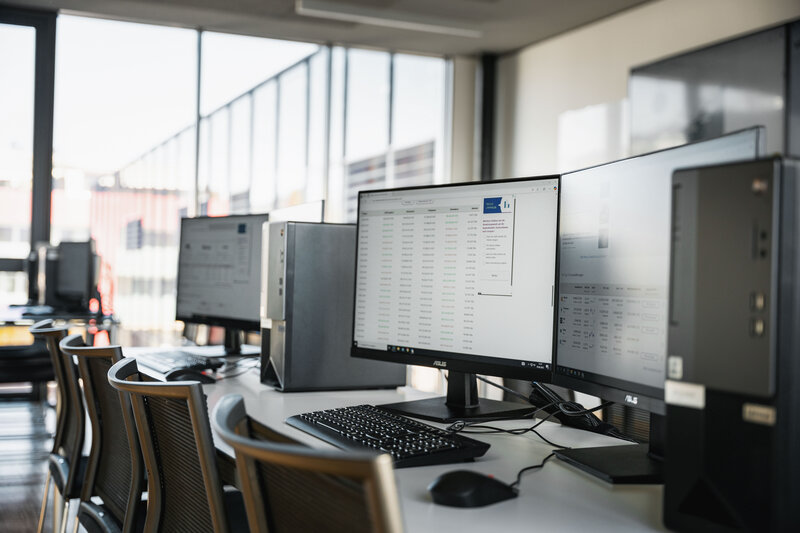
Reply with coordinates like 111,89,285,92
551,127,765,416
175,213,269,332
351,175,561,384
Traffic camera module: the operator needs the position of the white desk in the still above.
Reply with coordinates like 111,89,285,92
200,367,667,533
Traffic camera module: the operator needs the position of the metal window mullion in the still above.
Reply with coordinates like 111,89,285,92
193,29,202,217
226,104,233,203
248,91,255,211
342,48,349,214
386,52,394,189
441,56,454,184
29,11,56,247
274,77,281,208
322,46,333,219
304,57,311,196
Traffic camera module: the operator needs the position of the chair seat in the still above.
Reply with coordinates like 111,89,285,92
48,453,88,498
223,489,249,533
0,339,54,383
78,499,148,533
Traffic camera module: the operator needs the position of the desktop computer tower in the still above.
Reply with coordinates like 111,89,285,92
665,158,800,532
260,222,406,391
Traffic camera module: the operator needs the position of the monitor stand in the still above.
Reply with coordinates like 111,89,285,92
379,371,535,423
554,412,664,484
223,328,244,355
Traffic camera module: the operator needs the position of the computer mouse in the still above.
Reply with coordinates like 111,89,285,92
428,470,518,508
164,368,216,384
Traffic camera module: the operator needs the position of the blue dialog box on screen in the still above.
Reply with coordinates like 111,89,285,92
484,197,502,213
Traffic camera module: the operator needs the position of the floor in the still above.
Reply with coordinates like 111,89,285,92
0,388,55,533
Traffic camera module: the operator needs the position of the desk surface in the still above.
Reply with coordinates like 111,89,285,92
198,367,666,533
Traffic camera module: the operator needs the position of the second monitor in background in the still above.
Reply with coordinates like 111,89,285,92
352,176,560,422
176,213,269,355
553,127,765,483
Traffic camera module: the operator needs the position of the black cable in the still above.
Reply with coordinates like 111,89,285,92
474,374,530,402
215,359,259,380
445,373,633,443
509,452,555,490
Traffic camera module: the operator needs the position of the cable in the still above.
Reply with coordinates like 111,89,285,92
215,359,260,380
510,452,555,490
474,374,531,402
445,374,635,443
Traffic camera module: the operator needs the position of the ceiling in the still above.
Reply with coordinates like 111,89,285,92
9,0,653,55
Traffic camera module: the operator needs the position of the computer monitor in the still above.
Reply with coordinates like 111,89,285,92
352,176,560,422
50,240,97,312
553,128,764,483
176,213,269,354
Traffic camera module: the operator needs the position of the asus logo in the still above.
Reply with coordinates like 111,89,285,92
433,361,447,368
624,394,639,406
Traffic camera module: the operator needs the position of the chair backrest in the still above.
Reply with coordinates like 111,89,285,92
30,319,84,486
108,358,229,533
60,334,144,533
212,394,404,533
29,320,68,450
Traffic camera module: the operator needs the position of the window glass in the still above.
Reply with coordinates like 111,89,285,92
0,23,35,305
344,49,390,220
307,49,329,203
392,55,446,188
229,96,252,213
326,47,346,222
276,62,308,204
200,31,317,116
53,15,196,343
250,81,277,212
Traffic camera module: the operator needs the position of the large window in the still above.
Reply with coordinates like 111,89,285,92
52,16,197,343
0,22,35,305
9,12,450,345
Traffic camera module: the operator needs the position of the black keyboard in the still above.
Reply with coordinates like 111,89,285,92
286,404,490,468
136,351,223,374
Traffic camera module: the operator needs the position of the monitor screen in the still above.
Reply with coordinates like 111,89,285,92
176,213,269,330
554,128,763,412
353,176,559,381
57,240,94,299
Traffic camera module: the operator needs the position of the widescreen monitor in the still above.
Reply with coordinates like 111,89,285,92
553,127,764,483
176,213,269,353
352,176,560,422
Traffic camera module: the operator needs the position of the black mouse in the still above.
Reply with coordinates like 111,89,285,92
428,470,518,508
164,368,216,384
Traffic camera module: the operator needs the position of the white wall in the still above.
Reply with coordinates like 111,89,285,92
495,0,800,177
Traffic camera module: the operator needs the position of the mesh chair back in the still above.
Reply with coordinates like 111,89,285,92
30,320,85,498
108,358,229,533
212,394,404,533
60,334,144,533
29,320,69,451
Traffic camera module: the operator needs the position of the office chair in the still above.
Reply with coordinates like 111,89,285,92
212,394,404,533
107,358,247,533
30,320,86,533
60,334,145,533
0,337,54,400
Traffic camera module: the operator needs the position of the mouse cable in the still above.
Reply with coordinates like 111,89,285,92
509,452,556,490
